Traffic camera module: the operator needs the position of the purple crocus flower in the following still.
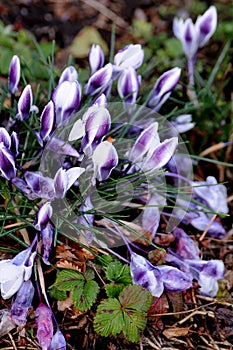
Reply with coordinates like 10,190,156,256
8,55,20,95
142,193,166,238
117,67,141,106
85,63,113,96
46,136,80,158
0,246,36,299
11,280,34,326
157,264,193,293
81,106,111,155
35,302,54,350
40,101,55,143
25,171,55,200
59,65,78,84
52,80,81,126
0,142,16,180
196,6,218,48
113,44,144,77
41,221,54,265
16,84,38,120
147,67,181,111
49,330,66,350
0,127,11,148
171,114,195,134
92,141,118,182
54,167,85,198
89,44,105,75
173,227,200,260
34,202,53,231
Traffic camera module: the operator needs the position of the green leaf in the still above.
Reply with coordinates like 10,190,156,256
105,283,125,298
54,269,84,291
106,261,132,285
94,285,153,342
72,279,99,312
49,286,67,301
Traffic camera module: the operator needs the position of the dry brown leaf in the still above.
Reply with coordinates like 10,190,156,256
56,259,85,272
163,326,190,339
57,297,73,312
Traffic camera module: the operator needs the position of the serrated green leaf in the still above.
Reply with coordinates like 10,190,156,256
49,286,67,301
94,285,153,342
105,283,125,298
94,298,123,337
119,285,153,312
54,269,84,291
106,261,132,285
72,279,99,312
84,267,95,280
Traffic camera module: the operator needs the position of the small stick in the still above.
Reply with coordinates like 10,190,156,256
8,333,17,350
199,214,217,242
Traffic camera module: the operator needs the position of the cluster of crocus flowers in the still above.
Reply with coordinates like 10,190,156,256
173,6,217,88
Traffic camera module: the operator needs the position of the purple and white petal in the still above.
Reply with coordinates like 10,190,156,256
49,330,66,350
10,131,19,156
157,265,193,292
142,193,166,238
40,101,55,142
0,143,16,180
117,67,140,104
34,202,53,231
92,141,118,182
85,63,113,96
114,44,144,72
59,65,78,84
47,136,80,158
0,128,11,148
25,171,55,200
8,55,20,95
89,44,105,75
11,280,35,326
195,6,217,48
41,221,54,265
35,303,54,350
16,84,33,120
173,227,200,260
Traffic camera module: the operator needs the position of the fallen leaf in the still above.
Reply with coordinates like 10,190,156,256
56,259,85,272
163,326,190,339
57,297,73,312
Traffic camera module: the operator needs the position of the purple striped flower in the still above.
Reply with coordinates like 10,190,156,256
59,65,78,84
16,84,38,120
196,6,217,48
41,221,54,265
0,127,11,149
34,202,53,231
11,280,34,326
113,44,144,75
85,63,113,96
40,101,55,143
49,330,66,350
147,67,181,111
35,303,54,350
52,81,81,126
54,167,85,198
10,131,19,157
8,55,20,95
81,106,111,155
92,141,118,182
0,142,16,180
117,67,140,106
89,44,104,75
25,171,55,200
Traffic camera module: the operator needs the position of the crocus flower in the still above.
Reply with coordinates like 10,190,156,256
8,55,20,95
0,142,16,180
92,141,118,182
0,246,36,299
59,65,78,84
16,84,38,120
35,302,54,350
117,67,141,106
81,106,111,155
49,330,66,350
142,193,166,238
25,171,55,200
54,167,85,198
85,63,113,96
147,67,181,111
41,221,54,265
173,6,217,87
46,136,80,158
113,44,144,76
171,114,195,134
89,44,104,75
173,227,200,260
52,80,81,126
34,202,53,231
40,101,55,143
11,280,35,326
0,127,11,148
10,131,19,157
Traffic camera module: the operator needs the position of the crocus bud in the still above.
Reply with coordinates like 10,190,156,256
81,106,111,155
40,101,55,143
0,143,16,180
16,84,38,120
52,81,81,126
41,221,54,265
171,114,195,133
34,202,53,231
89,44,104,75
10,131,19,157
92,93,108,108
128,122,159,163
147,67,181,111
0,127,11,149
54,167,85,198
8,55,20,95
173,18,198,59
85,63,112,96
11,280,34,326
114,44,144,72
142,137,178,172
117,67,140,105
195,6,217,48
49,330,66,350
92,141,118,182
59,65,78,84
35,303,53,350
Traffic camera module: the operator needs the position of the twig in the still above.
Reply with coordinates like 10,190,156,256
143,337,160,350
80,0,128,28
177,310,215,325
8,333,17,350
199,214,217,242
